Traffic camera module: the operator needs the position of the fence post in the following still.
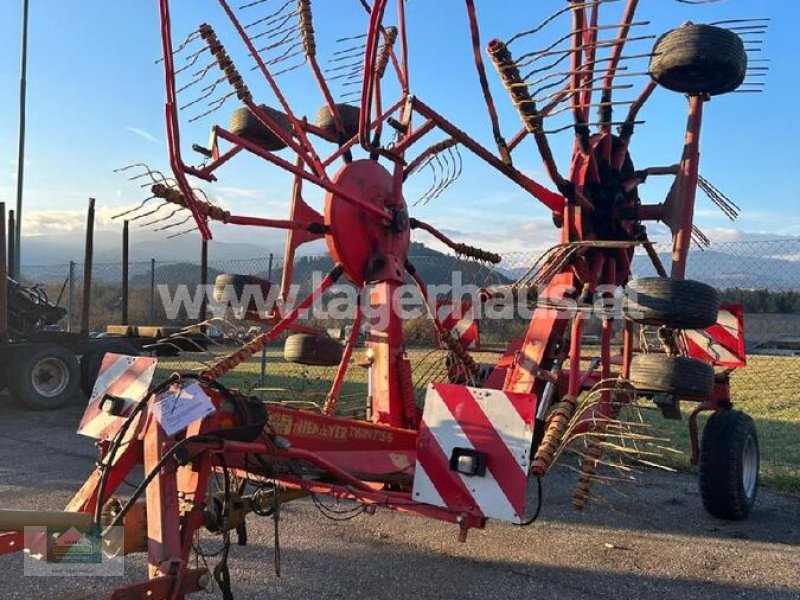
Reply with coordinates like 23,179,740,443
67,261,76,332
7,209,16,281
149,258,156,324
268,252,274,280
200,239,208,322
81,198,95,334
0,203,8,342
121,220,129,326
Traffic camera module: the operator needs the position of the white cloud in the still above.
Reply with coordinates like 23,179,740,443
22,206,122,236
701,228,797,244
412,217,560,256
125,127,162,145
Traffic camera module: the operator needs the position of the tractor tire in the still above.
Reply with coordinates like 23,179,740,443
623,277,719,330
629,353,714,399
315,103,360,140
283,333,343,367
9,344,81,410
81,339,141,396
700,409,759,520
213,274,273,314
649,23,747,96
229,105,292,152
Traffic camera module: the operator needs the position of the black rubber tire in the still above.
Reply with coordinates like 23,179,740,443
9,344,81,410
283,333,343,367
213,274,273,313
81,340,141,396
649,24,747,96
623,277,719,329
700,410,759,520
629,353,714,399
315,103,360,139
229,105,292,152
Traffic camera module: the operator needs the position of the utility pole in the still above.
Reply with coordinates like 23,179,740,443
14,0,31,275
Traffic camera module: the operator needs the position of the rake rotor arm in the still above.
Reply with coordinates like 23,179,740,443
359,0,392,155
613,79,657,169
323,299,364,415
570,1,591,152
409,218,502,264
216,0,327,179
159,0,213,240
487,39,570,195
411,98,565,213
465,0,511,164
215,127,392,222
150,183,328,234
599,0,641,132
358,0,407,91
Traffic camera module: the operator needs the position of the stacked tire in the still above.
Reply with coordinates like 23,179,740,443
623,276,759,520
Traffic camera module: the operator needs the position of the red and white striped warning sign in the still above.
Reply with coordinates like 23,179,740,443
685,303,746,368
436,300,479,350
413,384,536,523
78,353,158,440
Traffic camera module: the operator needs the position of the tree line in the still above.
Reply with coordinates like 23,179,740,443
719,289,800,314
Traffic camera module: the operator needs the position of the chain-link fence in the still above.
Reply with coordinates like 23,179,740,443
18,238,800,490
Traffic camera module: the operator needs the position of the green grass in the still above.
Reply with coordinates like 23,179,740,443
157,349,800,493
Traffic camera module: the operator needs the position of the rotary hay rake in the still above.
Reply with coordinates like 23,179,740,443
0,0,770,598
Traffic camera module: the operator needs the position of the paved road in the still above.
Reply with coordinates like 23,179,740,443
0,397,798,599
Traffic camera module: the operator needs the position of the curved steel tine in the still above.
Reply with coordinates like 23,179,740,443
181,75,226,111
155,214,193,232
506,0,621,46
114,162,150,175
189,90,237,122
128,200,169,222
411,157,436,206
430,148,454,202
177,61,218,93
155,29,202,64
244,0,294,28
140,207,182,228
175,46,210,76
440,145,463,196
273,57,308,77
113,196,157,220
168,226,199,239
421,153,445,205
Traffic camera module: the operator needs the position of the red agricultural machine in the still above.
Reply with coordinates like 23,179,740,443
0,0,769,598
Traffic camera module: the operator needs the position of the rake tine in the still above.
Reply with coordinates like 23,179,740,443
139,207,183,228
506,0,622,46
168,226,199,239
155,29,202,65
128,201,170,222
112,196,158,220
155,214,193,232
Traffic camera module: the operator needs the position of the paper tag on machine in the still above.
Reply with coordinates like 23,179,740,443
152,382,216,437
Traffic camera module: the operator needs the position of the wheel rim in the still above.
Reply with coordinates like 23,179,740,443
742,434,758,499
31,357,70,398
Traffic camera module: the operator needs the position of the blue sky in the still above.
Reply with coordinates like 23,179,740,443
0,0,797,260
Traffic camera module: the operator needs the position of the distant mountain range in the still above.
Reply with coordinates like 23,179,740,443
21,231,281,266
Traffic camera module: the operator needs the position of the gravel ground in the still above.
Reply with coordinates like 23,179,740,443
0,397,798,600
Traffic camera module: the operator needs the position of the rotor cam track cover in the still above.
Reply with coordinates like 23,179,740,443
324,159,410,286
